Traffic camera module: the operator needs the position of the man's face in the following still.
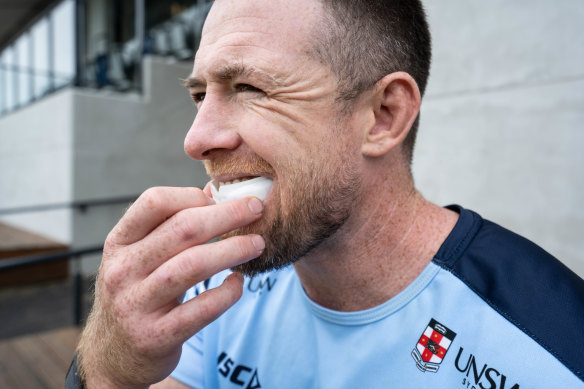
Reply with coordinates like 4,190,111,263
184,0,363,276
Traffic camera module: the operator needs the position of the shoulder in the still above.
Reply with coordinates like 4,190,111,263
433,205,584,381
435,206,584,312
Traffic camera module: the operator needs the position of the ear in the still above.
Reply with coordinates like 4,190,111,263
361,72,421,158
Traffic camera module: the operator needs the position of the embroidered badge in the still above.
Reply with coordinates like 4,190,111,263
411,318,457,373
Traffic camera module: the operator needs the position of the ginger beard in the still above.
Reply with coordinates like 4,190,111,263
205,148,361,277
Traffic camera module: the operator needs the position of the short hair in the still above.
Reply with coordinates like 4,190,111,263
312,0,432,165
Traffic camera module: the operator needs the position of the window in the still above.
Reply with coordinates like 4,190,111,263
3,47,16,111
0,0,76,116
31,17,51,99
16,34,32,107
52,0,75,89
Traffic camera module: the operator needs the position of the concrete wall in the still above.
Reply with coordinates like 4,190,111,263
414,1,584,277
0,89,75,243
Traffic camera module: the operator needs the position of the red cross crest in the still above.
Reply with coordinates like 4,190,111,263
411,318,457,373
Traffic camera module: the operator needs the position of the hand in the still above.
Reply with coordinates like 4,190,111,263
77,187,265,388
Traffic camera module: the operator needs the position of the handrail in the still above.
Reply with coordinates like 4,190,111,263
0,245,104,327
0,194,139,215
0,195,138,327
0,246,103,271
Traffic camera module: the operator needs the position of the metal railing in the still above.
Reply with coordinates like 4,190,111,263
0,194,139,215
0,194,139,326
0,246,102,326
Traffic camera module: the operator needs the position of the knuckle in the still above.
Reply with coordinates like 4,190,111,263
153,267,176,288
102,263,126,293
170,213,200,242
176,252,204,279
103,232,120,254
142,186,165,199
156,255,200,290
105,220,130,247
140,187,168,211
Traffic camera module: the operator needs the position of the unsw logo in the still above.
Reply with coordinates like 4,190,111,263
454,348,521,389
411,318,457,373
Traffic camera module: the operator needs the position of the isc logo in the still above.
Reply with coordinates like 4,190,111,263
217,352,262,389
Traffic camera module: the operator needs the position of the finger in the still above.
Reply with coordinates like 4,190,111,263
131,196,264,274
108,187,212,246
161,272,244,344
203,181,214,199
140,235,264,310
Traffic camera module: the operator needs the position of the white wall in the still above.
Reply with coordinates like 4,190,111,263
0,89,75,243
414,1,584,276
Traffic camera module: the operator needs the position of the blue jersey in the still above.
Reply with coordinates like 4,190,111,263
171,206,584,388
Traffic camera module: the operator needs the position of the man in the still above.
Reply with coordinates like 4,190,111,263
69,0,584,388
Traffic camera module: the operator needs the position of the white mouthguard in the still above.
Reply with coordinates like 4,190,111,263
210,176,273,204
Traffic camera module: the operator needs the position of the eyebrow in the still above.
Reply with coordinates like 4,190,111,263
182,62,282,89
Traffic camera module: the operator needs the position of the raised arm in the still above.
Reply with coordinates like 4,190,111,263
75,187,265,388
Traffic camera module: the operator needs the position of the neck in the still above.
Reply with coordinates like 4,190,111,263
293,175,458,312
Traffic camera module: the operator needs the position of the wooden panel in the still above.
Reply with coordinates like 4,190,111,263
0,222,69,286
0,259,69,287
0,327,81,389
0,248,69,287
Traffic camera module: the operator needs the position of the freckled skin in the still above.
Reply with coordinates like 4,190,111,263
78,190,266,388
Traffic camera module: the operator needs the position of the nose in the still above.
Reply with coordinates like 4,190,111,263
184,95,242,160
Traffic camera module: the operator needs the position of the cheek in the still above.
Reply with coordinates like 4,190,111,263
239,122,297,169
244,100,326,148
247,130,281,154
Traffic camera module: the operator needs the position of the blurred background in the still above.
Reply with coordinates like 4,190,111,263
0,0,583,387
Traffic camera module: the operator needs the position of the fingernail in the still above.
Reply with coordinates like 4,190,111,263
251,235,265,251
247,197,264,214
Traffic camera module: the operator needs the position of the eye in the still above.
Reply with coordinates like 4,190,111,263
191,92,206,103
235,83,264,94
